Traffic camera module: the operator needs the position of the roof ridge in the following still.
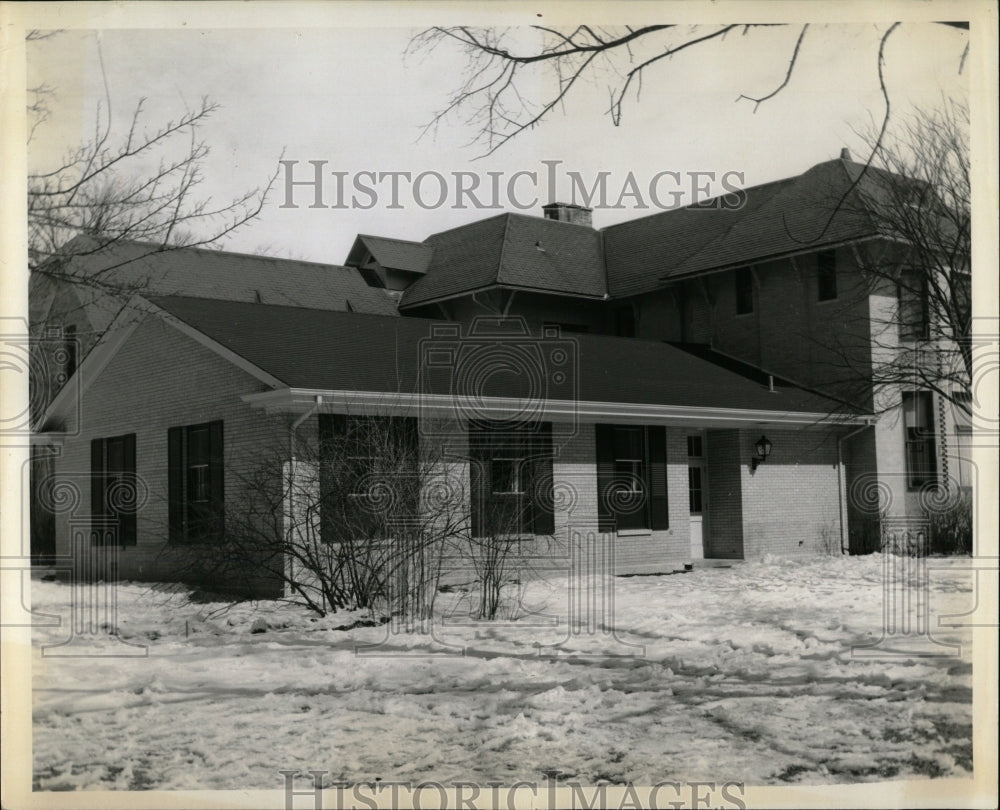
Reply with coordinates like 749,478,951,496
423,211,510,241
150,294,414,325
358,233,430,247
495,212,512,287
71,236,361,273
598,174,795,234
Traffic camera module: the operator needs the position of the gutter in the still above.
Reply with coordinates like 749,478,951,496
245,388,870,429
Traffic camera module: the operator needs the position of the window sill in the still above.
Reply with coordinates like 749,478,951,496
617,529,652,537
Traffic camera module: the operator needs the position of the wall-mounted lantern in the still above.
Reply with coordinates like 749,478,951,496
751,435,772,472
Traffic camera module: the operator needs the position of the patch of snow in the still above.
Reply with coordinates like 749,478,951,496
31,555,974,789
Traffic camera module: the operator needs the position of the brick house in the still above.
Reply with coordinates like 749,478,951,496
32,153,970,593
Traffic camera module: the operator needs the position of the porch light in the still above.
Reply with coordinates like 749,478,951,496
751,435,772,472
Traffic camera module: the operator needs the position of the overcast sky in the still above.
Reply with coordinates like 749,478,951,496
26,18,970,266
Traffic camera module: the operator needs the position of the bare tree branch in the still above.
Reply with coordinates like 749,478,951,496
411,22,967,157
736,24,809,112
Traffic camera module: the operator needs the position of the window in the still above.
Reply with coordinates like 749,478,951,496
318,415,419,540
898,272,930,340
596,424,668,533
491,458,526,495
91,433,137,545
902,392,937,489
64,325,78,379
688,467,704,514
612,427,647,531
470,422,554,537
686,435,703,458
687,434,704,514
735,268,754,315
953,390,973,434
817,250,837,301
168,421,224,543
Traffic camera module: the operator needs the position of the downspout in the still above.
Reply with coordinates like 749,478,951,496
290,394,324,462
837,421,874,554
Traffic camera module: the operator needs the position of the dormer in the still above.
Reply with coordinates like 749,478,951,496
345,235,433,299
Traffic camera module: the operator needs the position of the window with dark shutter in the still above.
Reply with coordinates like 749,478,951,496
902,392,937,489
91,433,137,545
167,420,224,543
469,421,554,538
319,414,419,542
596,424,669,532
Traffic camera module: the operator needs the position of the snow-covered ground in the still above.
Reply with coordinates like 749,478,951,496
31,554,974,791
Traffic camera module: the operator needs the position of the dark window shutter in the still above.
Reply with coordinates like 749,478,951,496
120,433,137,545
167,426,184,543
595,423,616,533
318,414,333,450
318,415,335,544
208,421,225,541
529,422,554,536
468,425,486,538
393,416,420,520
648,425,669,530
91,438,106,544
318,414,347,447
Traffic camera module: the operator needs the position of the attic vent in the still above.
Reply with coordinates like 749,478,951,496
254,289,263,304
535,241,546,253
345,299,355,312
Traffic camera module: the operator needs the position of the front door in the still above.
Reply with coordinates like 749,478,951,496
687,434,707,559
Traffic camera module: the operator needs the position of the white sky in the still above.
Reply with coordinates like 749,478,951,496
26,20,970,265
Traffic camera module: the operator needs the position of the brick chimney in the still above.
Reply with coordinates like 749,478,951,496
840,147,852,161
542,202,593,227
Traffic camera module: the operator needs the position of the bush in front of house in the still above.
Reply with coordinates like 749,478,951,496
926,487,973,555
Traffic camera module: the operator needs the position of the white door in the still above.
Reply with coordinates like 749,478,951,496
687,434,707,559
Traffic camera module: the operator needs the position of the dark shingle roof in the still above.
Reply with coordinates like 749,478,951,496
667,159,878,278
602,178,792,297
346,235,433,274
151,296,852,416
399,214,606,308
395,157,894,306
44,238,398,334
